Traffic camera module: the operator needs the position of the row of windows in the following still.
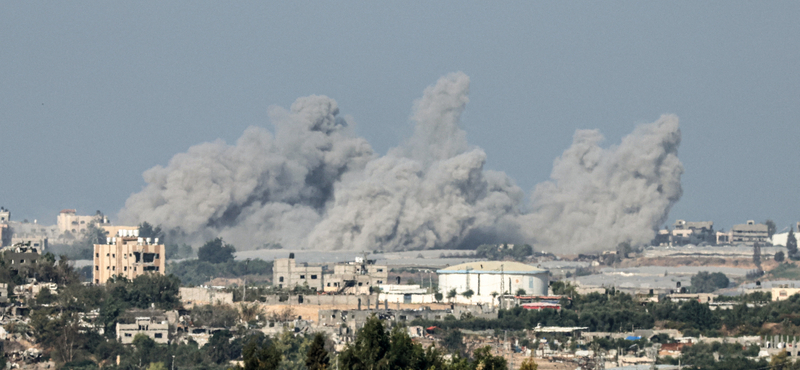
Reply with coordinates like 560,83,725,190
96,253,160,259
95,265,157,272
278,274,317,282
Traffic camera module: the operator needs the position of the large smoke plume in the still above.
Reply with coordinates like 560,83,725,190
119,72,683,253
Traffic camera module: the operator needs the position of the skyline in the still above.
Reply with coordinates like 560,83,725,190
1,2,799,238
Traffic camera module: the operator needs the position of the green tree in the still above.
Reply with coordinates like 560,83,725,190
339,315,390,370
766,220,777,238
242,337,282,370
473,346,507,370
146,362,167,370
519,357,538,370
516,288,527,296
434,291,443,303
198,238,236,264
775,250,786,262
305,333,329,370
205,330,237,364
770,349,791,370
138,222,164,243
447,289,457,302
462,289,474,300
690,271,728,293
442,329,465,356
126,273,181,309
788,227,798,260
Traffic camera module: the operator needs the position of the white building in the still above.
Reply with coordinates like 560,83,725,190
437,261,549,304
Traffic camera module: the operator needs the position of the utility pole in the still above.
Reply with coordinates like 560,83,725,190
500,264,504,310
242,258,250,301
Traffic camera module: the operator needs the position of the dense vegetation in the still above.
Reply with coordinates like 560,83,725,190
167,258,273,286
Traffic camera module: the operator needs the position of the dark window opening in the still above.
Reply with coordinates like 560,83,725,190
300,275,305,279
142,253,156,263
154,333,163,338
279,276,284,282
143,266,158,271
133,252,141,263
311,275,317,279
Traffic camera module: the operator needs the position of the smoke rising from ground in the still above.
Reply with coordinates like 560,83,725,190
119,72,683,252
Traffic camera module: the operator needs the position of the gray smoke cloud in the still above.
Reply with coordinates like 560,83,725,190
521,115,683,253
119,72,683,253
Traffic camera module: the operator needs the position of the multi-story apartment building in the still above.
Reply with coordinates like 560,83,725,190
323,256,388,294
716,220,770,246
93,229,165,284
273,254,323,290
57,209,109,235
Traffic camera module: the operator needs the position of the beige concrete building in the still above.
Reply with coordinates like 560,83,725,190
117,317,169,344
0,207,9,223
93,229,165,284
772,286,800,301
717,220,771,246
273,254,323,290
671,220,715,245
57,209,108,234
10,236,47,251
323,257,388,294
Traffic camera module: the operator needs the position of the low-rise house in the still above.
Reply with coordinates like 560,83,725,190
117,317,169,344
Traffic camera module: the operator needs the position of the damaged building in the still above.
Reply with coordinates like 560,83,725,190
93,229,165,284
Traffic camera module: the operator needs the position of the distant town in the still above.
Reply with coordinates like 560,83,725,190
0,207,799,369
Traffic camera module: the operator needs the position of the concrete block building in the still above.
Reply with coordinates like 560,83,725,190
93,229,165,284
117,317,169,344
323,257,388,294
273,254,323,290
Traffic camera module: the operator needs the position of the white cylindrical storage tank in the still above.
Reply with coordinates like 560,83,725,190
437,261,549,304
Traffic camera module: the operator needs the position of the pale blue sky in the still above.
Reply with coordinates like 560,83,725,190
1,2,798,232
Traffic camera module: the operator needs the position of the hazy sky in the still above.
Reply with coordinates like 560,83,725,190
1,2,798,233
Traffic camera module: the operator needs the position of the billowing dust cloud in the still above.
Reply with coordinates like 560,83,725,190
119,72,683,253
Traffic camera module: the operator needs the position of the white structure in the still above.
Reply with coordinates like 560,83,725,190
437,261,549,304
378,284,434,304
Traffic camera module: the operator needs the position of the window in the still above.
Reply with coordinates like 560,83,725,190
327,283,331,287
124,267,127,271
155,254,159,259
106,253,110,257
107,266,110,270
399,315,407,320
377,280,383,284
279,276,284,282
96,266,99,271
80,220,85,224
112,254,115,258
311,275,317,279
300,275,305,279
377,269,384,272
154,333,163,338
19,260,24,264
358,282,363,286
125,333,132,337
96,253,99,257
112,266,116,271
95,279,99,284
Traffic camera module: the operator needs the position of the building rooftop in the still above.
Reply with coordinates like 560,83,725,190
437,261,548,274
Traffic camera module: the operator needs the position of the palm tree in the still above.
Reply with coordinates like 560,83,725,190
447,289,457,303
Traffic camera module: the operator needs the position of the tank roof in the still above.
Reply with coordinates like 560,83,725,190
437,261,548,274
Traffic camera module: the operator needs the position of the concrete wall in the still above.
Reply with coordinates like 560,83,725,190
180,287,233,306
